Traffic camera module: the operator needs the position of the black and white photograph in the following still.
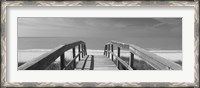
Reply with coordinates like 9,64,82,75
1,1,198,87
17,18,182,70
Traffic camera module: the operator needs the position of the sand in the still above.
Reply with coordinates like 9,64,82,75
18,49,182,63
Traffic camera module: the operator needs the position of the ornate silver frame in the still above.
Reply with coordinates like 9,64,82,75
1,1,199,87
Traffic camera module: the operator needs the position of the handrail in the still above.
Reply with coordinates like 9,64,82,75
18,41,87,70
105,50,133,70
104,43,133,70
64,50,85,70
104,41,182,70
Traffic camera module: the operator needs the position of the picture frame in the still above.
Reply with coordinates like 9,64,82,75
1,0,199,87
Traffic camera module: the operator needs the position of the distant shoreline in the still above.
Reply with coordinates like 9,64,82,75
18,49,182,53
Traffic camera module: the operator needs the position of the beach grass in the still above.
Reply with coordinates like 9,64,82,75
18,57,182,70
174,60,182,66
18,60,71,70
118,56,155,70
119,56,182,70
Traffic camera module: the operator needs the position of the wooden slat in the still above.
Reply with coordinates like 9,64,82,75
81,44,84,58
104,45,107,55
129,53,134,69
108,44,110,58
75,61,85,70
75,55,95,70
111,44,114,60
83,55,91,70
72,47,76,68
93,55,118,70
78,45,81,60
90,55,94,70
60,53,65,70
94,67,118,70
75,55,88,70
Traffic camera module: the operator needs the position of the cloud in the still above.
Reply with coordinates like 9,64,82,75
154,18,182,25
153,23,176,31
18,18,182,39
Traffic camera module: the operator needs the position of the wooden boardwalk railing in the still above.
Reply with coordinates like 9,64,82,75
104,41,182,70
18,41,87,70
18,40,181,70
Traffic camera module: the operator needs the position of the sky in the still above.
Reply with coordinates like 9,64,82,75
18,18,182,50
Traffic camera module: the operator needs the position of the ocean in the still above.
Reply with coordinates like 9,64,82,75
18,37,182,50
18,37,182,63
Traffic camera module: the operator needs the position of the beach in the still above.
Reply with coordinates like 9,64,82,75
18,49,182,63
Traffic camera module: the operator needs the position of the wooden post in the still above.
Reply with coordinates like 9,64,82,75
118,47,120,57
118,62,121,70
72,47,76,69
78,45,81,60
104,45,106,55
84,44,87,55
108,44,110,58
107,44,109,57
105,45,107,56
117,47,120,69
83,44,85,56
111,44,113,61
104,45,105,55
82,44,84,58
129,53,134,69
60,53,65,70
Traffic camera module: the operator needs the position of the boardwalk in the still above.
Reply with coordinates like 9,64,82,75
18,41,181,70
75,55,118,70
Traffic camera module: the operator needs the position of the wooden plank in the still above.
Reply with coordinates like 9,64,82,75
94,67,118,70
78,45,81,60
75,55,94,70
93,55,118,70
84,44,87,55
129,53,134,69
94,64,116,66
117,47,120,69
75,55,89,70
118,47,120,57
90,55,94,70
111,44,113,60
60,53,65,70
75,61,85,70
83,55,92,70
104,45,107,55
106,45,108,56
76,55,119,70
84,61,91,69
72,47,76,68
81,55,90,70
108,44,110,58
81,44,84,58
